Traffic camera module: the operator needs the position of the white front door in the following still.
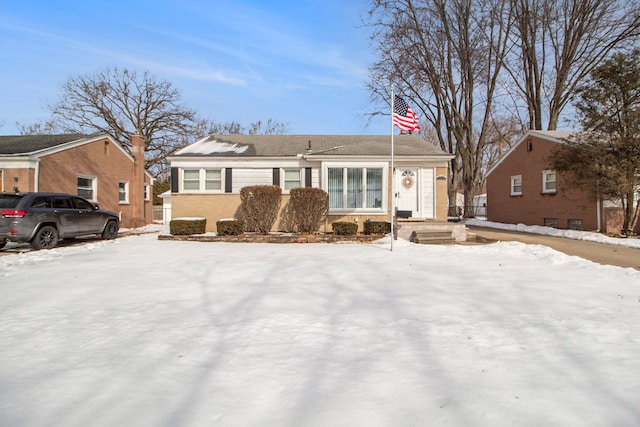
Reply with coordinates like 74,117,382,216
396,168,419,216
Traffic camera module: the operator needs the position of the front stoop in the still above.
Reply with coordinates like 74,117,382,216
396,220,467,243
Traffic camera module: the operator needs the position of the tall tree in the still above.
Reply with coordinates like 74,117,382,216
45,67,197,176
551,51,640,235
367,0,515,214
506,0,640,130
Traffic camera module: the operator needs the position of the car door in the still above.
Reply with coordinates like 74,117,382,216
52,196,82,236
71,196,103,235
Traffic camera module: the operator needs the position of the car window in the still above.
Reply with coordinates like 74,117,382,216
31,196,52,209
53,197,72,209
73,197,93,210
0,195,22,208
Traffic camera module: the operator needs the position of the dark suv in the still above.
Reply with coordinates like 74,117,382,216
0,192,119,250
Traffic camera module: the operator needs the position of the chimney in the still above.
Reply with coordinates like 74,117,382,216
131,133,146,228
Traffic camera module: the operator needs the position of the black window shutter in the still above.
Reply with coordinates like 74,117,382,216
273,168,280,186
171,168,179,192
225,168,233,193
305,167,312,187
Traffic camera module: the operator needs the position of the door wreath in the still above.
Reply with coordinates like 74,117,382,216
402,175,414,189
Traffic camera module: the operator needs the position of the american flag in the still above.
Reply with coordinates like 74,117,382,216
393,95,420,133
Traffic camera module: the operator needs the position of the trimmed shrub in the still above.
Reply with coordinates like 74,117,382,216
170,217,206,235
216,219,244,236
364,220,391,235
332,221,358,236
288,187,329,233
240,185,282,234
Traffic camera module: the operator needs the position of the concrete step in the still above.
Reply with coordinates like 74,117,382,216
410,230,456,245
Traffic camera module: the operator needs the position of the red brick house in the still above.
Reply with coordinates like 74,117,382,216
0,133,153,228
486,130,634,234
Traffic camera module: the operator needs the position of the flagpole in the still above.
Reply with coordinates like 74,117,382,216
390,89,395,252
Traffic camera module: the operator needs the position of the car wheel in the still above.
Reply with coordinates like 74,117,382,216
0,240,6,250
102,220,119,240
31,226,59,250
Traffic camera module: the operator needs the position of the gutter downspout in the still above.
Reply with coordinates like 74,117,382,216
596,195,601,232
34,158,40,192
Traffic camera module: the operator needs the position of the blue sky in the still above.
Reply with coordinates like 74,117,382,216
0,0,390,136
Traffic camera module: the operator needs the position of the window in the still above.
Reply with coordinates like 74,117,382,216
181,168,223,192
204,169,222,190
283,169,301,190
53,196,72,209
182,170,200,191
77,175,96,200
327,167,384,211
119,181,129,203
568,219,583,230
144,184,150,201
544,218,558,228
542,170,556,194
73,197,93,210
510,175,522,196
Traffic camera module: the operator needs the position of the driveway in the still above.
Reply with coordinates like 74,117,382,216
467,225,640,270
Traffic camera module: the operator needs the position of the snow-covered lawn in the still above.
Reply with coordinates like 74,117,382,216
1,231,639,426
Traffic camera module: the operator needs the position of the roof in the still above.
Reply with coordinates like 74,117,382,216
172,134,451,158
0,134,89,155
486,129,578,176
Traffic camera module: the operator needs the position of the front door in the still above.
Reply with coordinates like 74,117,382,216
396,168,419,216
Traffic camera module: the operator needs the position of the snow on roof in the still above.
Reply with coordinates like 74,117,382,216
175,139,249,155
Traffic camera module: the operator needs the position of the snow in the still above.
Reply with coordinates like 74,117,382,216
466,218,640,249
1,226,640,426
174,139,249,155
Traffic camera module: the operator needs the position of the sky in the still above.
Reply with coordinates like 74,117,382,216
0,0,388,136
1,226,639,426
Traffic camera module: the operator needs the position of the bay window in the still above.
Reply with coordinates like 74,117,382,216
327,166,384,211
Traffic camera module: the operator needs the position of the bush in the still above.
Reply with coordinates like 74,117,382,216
240,185,282,234
288,188,329,233
364,220,391,235
332,221,358,236
216,219,244,236
170,217,206,235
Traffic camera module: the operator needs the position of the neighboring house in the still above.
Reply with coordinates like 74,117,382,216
168,134,453,233
0,133,153,228
486,130,635,234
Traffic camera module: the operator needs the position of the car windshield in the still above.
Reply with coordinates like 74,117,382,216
0,195,22,208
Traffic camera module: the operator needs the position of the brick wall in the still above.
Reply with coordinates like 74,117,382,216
487,135,600,231
36,136,152,228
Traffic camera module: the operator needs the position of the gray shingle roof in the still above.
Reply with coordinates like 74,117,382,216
173,134,451,158
0,134,88,155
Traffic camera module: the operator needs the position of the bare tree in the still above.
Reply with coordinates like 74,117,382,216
17,119,59,136
194,118,290,137
506,0,640,130
367,0,514,215
45,67,198,176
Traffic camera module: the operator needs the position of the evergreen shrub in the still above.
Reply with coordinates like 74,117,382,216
216,219,244,236
332,222,358,236
364,220,391,235
170,218,206,235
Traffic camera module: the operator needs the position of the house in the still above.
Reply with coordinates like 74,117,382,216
486,130,634,233
168,134,453,234
0,133,153,228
